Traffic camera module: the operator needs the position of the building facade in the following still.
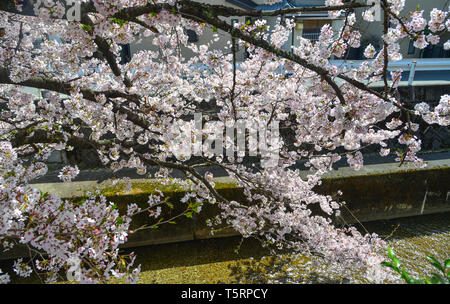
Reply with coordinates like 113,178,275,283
129,0,450,61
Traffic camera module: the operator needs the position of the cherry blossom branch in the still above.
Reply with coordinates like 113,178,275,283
0,68,157,132
77,13,133,89
178,9,348,105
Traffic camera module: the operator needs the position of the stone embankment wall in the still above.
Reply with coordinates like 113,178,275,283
36,159,450,247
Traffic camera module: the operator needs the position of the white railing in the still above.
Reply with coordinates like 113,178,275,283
332,58,450,73
331,58,450,87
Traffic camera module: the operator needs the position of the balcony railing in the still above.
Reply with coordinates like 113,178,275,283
302,32,321,42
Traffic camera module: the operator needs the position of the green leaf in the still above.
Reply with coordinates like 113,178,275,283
386,248,401,269
401,269,413,284
116,216,124,224
380,261,392,268
444,259,450,268
430,273,447,284
387,247,396,260
427,256,444,272
191,202,202,213
430,275,439,284
410,278,424,284
392,256,401,269
80,24,92,33
381,261,399,273
185,212,193,218
110,18,126,27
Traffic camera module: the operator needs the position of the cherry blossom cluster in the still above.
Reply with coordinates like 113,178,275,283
0,145,140,282
0,0,448,284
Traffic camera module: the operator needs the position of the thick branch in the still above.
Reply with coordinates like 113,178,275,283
0,68,153,131
113,0,372,19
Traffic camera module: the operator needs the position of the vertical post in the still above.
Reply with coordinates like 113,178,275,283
294,21,303,49
408,61,417,86
408,60,417,102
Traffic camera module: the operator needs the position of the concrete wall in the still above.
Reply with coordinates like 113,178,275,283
1,158,447,260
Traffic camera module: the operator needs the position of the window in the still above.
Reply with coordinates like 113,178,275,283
186,29,198,43
301,20,331,41
119,44,131,64
408,40,416,55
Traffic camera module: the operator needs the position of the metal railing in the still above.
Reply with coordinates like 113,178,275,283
302,32,321,42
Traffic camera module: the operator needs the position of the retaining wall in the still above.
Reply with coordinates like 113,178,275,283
1,158,449,259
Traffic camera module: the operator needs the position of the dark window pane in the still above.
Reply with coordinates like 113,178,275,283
119,44,131,64
186,29,198,43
